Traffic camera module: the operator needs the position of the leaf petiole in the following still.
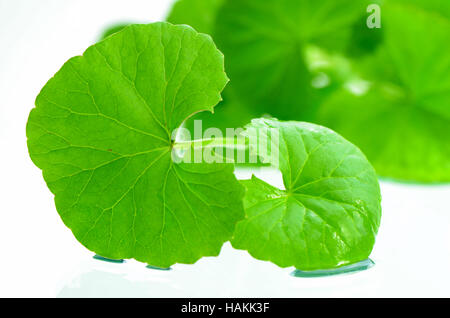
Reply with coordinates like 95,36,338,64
173,137,249,151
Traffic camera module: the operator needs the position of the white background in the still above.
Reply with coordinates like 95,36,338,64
0,0,449,298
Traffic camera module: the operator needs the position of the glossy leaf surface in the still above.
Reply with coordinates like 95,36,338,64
27,23,244,267
232,119,381,270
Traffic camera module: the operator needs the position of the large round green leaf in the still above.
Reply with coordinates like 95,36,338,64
232,118,381,271
26,23,244,267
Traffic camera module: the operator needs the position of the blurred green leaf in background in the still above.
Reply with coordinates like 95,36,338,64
168,0,371,128
166,0,450,183
99,0,449,182
317,1,450,182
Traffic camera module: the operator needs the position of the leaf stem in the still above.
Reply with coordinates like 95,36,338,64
173,137,249,151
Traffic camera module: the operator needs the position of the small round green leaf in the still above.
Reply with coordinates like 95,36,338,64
232,118,381,271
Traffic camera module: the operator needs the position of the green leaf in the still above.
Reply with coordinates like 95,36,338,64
346,6,383,58
26,22,244,267
166,0,370,127
100,23,131,40
167,0,260,134
213,0,369,120
390,0,450,20
232,118,381,270
317,88,450,183
167,0,225,35
182,85,256,132
317,3,450,182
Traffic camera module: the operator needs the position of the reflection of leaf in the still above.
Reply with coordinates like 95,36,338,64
26,23,244,267
317,4,450,182
232,118,381,270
